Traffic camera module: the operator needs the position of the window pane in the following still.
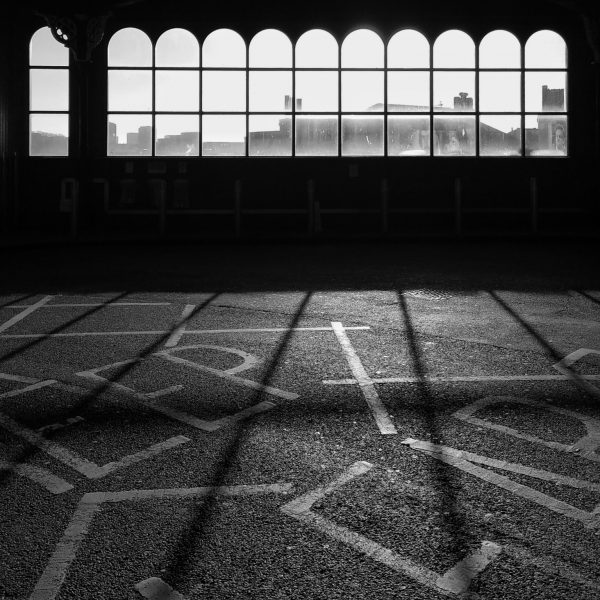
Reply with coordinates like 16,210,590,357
525,115,567,156
342,72,384,111
342,30,384,68
249,71,292,112
525,72,567,112
388,116,430,156
433,116,475,155
296,30,338,68
296,116,338,156
433,30,474,68
341,116,384,156
249,115,291,156
480,115,522,156
433,72,475,111
295,71,338,112
203,71,246,111
156,29,199,67
388,30,429,68
479,30,520,68
388,72,429,111
107,114,152,156
30,114,68,156
30,27,69,66
479,72,521,112
30,69,69,111
250,30,292,67
108,28,152,67
155,71,199,111
108,70,152,111
525,30,567,68
155,115,199,156
203,29,246,67
202,115,246,155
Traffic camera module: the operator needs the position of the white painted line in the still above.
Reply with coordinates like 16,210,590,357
330,322,397,435
453,395,600,463
30,482,292,600
7,302,173,308
323,374,600,385
436,541,502,594
402,437,600,528
0,295,53,334
553,348,600,399
0,459,73,494
0,372,39,384
0,326,370,340
135,577,185,600
0,379,57,400
165,304,196,348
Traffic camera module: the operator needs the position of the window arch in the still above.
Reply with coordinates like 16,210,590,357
29,27,69,156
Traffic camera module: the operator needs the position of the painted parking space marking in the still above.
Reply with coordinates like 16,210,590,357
0,379,58,400
0,295,53,334
6,302,173,308
281,461,500,597
165,304,196,348
135,577,185,600
30,483,292,600
553,348,600,399
331,322,397,435
453,395,600,463
324,373,600,385
0,372,39,384
402,437,600,528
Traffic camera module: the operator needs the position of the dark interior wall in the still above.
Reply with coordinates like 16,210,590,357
7,0,600,240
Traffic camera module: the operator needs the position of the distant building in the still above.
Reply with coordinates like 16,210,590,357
30,131,68,156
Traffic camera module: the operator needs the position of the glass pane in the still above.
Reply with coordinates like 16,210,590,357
433,30,475,68
296,116,338,156
295,71,338,112
108,28,152,67
296,29,338,68
525,115,567,156
479,30,520,68
525,72,567,112
250,30,292,67
30,69,69,111
433,116,475,155
388,30,429,68
388,116,430,156
155,71,199,111
341,116,384,156
479,72,521,112
249,71,292,112
525,30,567,68
388,72,429,111
155,115,199,156
433,72,475,111
203,29,246,67
249,115,291,156
107,114,152,156
342,30,384,68
30,114,68,156
30,27,69,66
108,70,152,111
342,72,384,111
156,29,199,67
202,115,246,156
480,115,522,156
203,71,246,112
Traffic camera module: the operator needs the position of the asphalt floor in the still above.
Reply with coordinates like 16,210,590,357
1,240,600,599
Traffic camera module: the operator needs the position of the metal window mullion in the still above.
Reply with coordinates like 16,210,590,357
246,47,249,156
475,45,480,157
429,43,433,156
292,47,295,156
384,46,388,156
338,44,342,157
199,47,203,157
521,42,525,157
152,43,156,157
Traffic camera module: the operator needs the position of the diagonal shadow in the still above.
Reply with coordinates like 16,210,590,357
0,293,220,488
397,290,472,564
0,293,38,312
575,290,600,309
161,291,312,592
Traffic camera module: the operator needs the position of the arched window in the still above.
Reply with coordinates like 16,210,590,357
341,29,384,156
295,29,339,156
107,28,153,156
248,29,293,156
479,30,522,156
387,30,430,156
29,27,69,156
525,31,567,156
433,30,475,156
155,29,199,156
202,29,246,156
